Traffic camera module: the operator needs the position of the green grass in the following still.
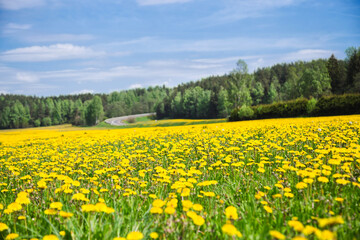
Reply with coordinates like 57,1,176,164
96,118,227,129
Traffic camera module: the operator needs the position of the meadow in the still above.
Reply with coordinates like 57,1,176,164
0,115,359,240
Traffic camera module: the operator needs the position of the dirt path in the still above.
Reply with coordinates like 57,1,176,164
104,113,156,126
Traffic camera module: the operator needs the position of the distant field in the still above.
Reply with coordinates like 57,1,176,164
0,115,359,240
99,117,227,128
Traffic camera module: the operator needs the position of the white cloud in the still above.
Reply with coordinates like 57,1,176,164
3,23,32,33
0,44,104,62
16,72,39,83
205,0,304,22
71,89,95,95
0,90,8,94
106,36,320,54
136,0,192,6
23,34,95,43
129,84,143,89
281,49,334,61
0,0,45,10
193,55,262,64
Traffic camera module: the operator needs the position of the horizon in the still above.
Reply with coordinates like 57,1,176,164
0,0,359,96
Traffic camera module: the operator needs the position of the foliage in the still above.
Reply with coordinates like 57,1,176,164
230,105,254,121
312,94,360,116
306,98,317,115
85,96,104,126
0,86,168,129
230,93,360,121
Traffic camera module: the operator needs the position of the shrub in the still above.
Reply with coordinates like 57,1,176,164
229,93,360,122
307,98,317,115
313,94,360,116
127,117,136,123
237,105,254,120
252,98,308,120
42,117,52,126
34,119,41,127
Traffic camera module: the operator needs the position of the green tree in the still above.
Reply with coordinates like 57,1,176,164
196,88,211,118
298,69,331,98
171,92,183,118
251,82,264,105
233,59,248,75
0,106,11,128
282,66,300,100
238,85,252,106
327,54,346,94
268,82,278,104
217,88,231,118
45,98,55,117
346,47,360,90
85,96,104,126
52,100,62,125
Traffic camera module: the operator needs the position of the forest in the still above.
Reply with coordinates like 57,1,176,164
0,46,359,129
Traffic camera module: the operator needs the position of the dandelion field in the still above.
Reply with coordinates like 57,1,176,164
1,116,360,240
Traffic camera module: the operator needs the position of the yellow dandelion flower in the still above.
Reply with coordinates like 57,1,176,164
164,206,175,215
192,215,205,226
0,222,9,231
42,235,59,240
6,233,19,240
295,182,308,189
50,202,63,210
182,200,193,209
150,207,163,214
317,177,329,183
288,220,304,232
222,224,242,237
263,206,273,213
292,237,307,240
71,193,90,202
302,225,317,235
269,230,285,240
335,197,344,202
126,231,144,240
59,211,74,218
225,206,238,220
192,204,203,211
150,232,158,239
152,199,165,208
44,209,58,215
315,230,334,240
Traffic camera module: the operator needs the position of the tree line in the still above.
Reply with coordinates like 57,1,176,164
0,86,168,129
156,47,360,119
0,46,359,129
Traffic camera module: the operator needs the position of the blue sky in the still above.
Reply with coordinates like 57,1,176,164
0,0,359,96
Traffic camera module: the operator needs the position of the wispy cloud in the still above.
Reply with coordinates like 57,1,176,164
281,49,335,61
0,44,105,62
71,89,95,95
205,0,304,23
3,23,32,33
16,72,39,83
136,0,193,6
106,36,321,54
22,34,95,43
129,84,143,89
0,0,45,10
